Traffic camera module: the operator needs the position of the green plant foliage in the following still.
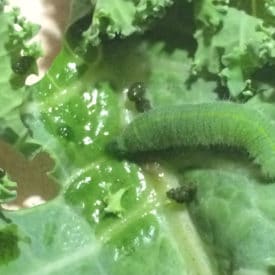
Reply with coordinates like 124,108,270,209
1,0,275,274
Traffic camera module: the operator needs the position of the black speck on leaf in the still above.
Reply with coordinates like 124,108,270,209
128,82,146,101
167,184,197,204
11,56,35,75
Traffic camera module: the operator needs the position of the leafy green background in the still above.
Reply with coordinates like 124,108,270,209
1,0,275,274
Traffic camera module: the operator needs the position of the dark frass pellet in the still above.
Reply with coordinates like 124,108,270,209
166,185,197,204
11,56,35,75
127,82,146,101
57,125,74,141
136,98,151,112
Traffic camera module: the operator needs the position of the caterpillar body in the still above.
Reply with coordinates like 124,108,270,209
110,102,275,178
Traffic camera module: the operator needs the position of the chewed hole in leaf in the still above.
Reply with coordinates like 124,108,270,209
0,140,59,210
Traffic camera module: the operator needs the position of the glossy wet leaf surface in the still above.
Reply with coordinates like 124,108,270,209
2,1,275,274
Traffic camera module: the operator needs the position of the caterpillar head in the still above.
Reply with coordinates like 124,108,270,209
106,137,127,158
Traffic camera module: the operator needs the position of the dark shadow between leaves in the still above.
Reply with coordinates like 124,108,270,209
0,224,20,265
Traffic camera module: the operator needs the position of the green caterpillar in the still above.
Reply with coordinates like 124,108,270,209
109,102,275,179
